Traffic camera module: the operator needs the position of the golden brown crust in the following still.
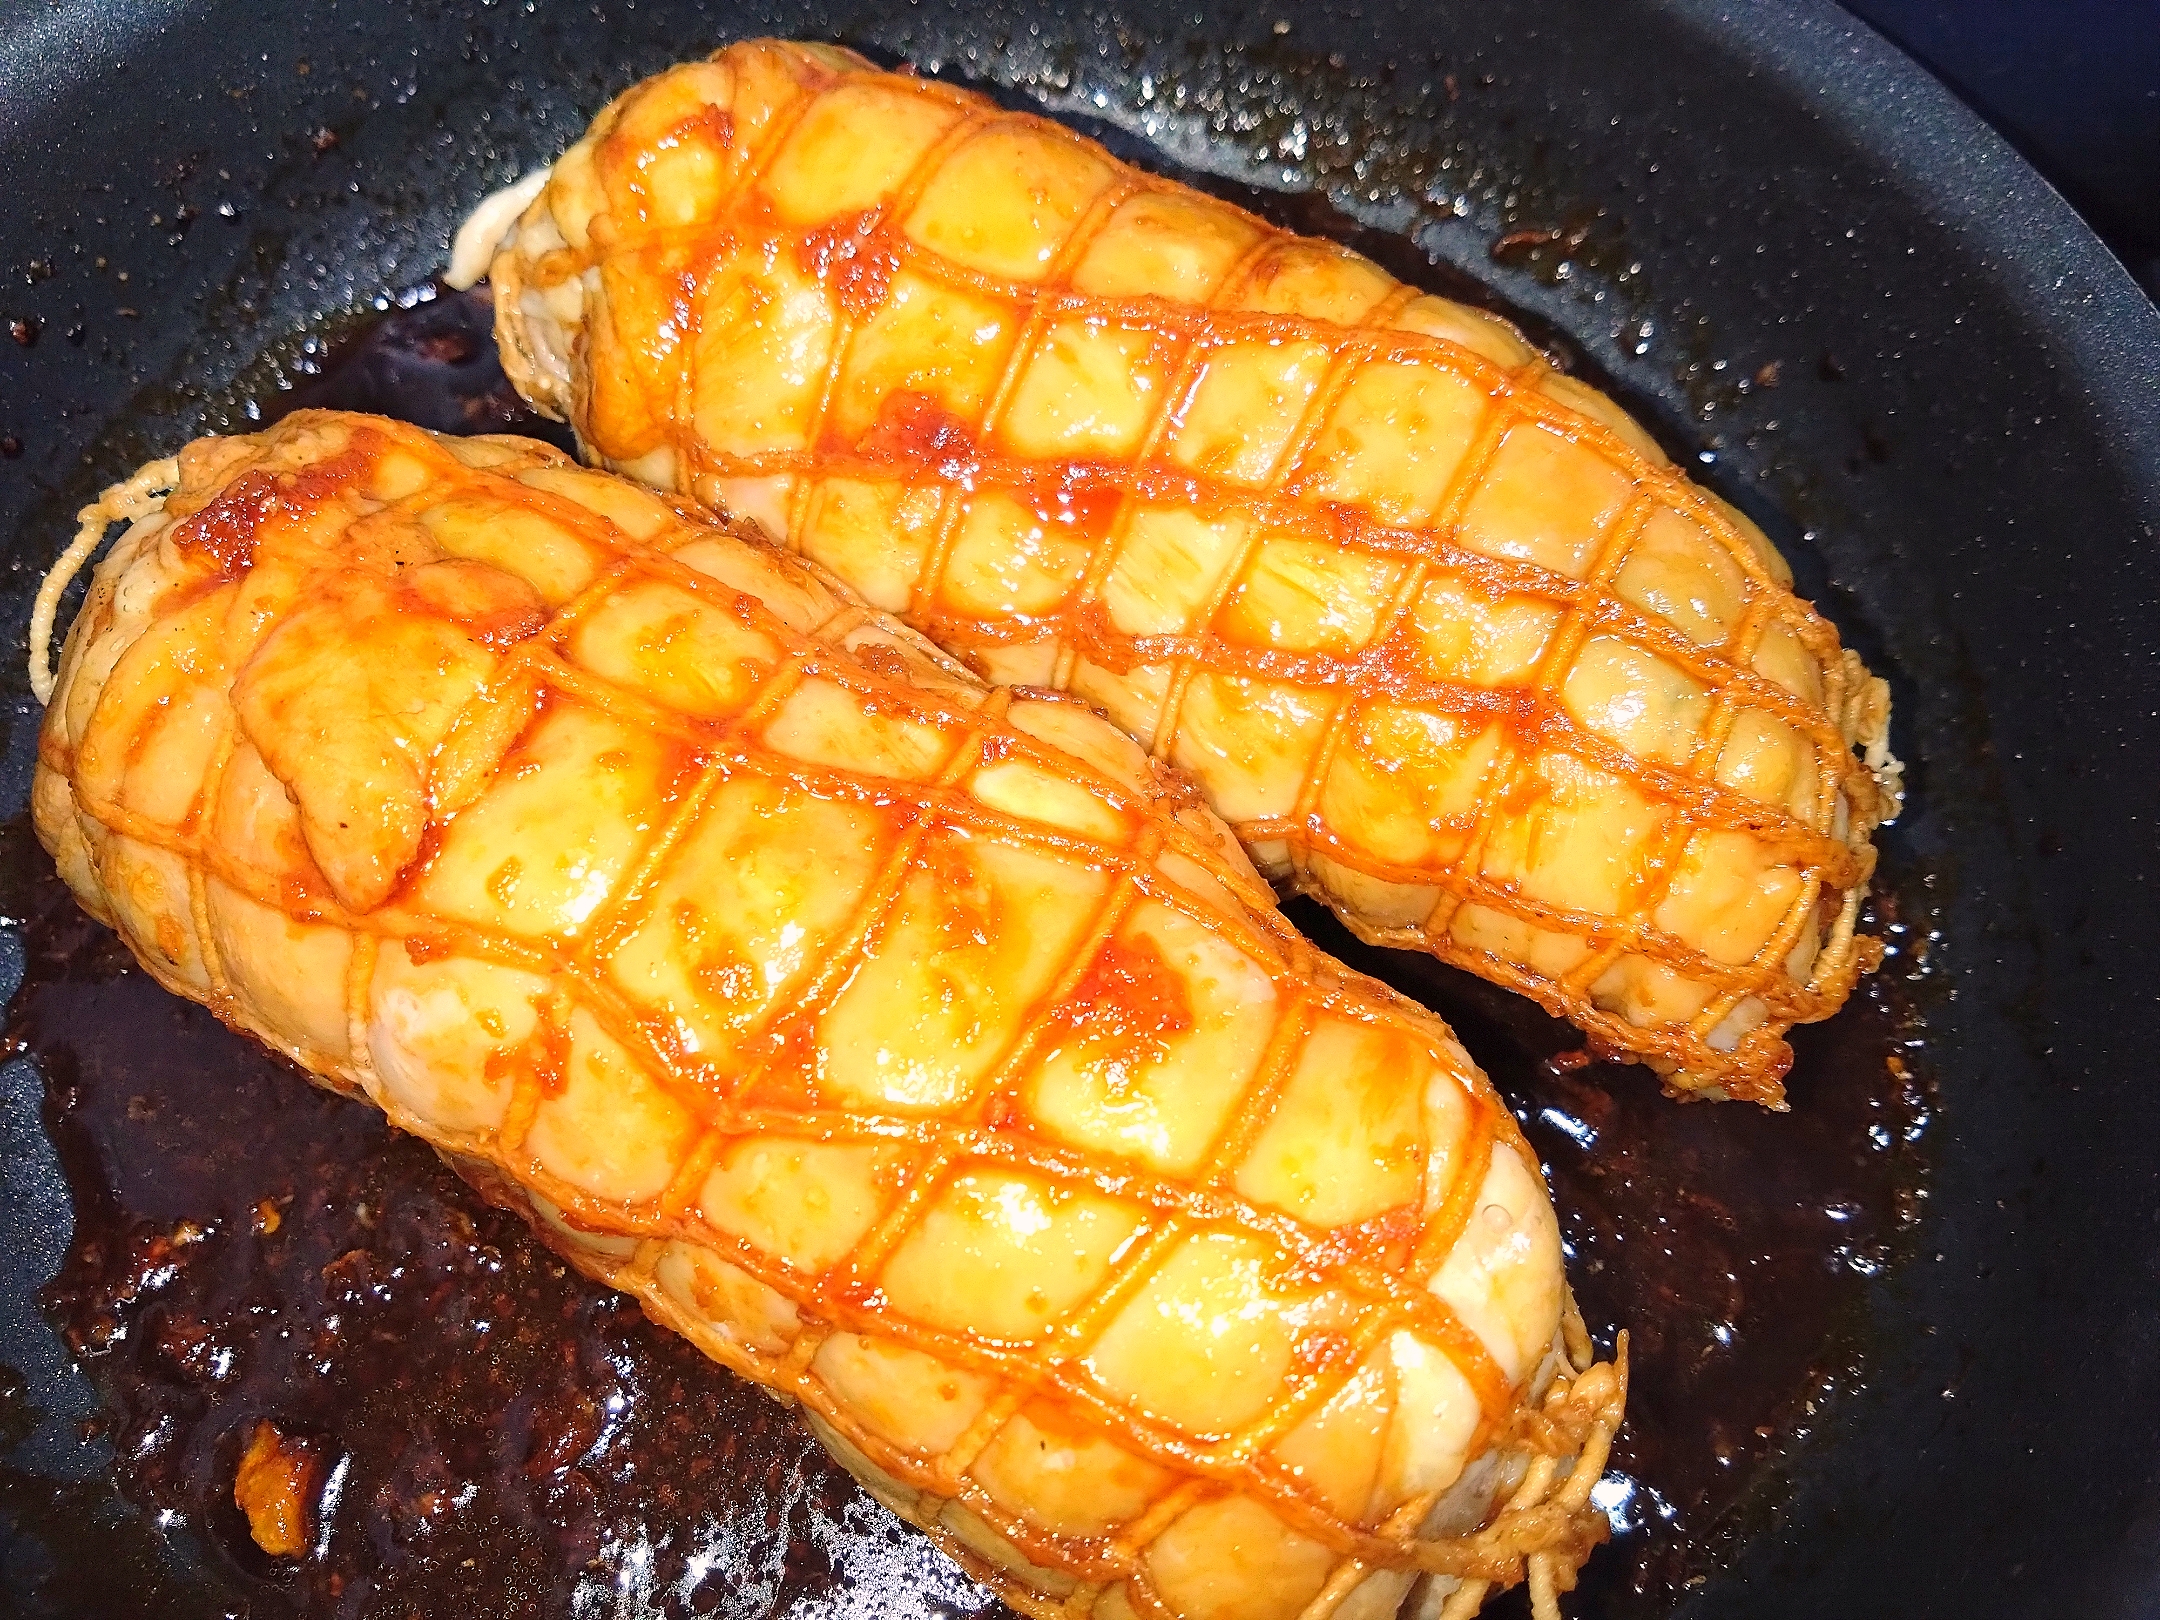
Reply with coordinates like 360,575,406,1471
35,412,1624,1619
481,41,1902,1104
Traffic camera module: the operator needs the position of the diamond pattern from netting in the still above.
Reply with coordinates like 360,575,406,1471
491,42,1899,1104
36,416,1624,1620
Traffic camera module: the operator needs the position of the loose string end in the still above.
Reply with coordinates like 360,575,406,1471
29,458,178,706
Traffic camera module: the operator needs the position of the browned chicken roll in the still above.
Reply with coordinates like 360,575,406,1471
457,39,1902,1105
31,411,1625,1620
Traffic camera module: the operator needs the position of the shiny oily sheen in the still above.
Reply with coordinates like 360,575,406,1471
31,413,1625,1620
463,39,1902,1105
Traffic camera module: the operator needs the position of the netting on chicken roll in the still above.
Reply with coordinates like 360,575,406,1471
34,413,1624,1620
474,42,1900,1104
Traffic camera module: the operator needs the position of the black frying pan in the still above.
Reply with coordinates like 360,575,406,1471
2,2,2156,1617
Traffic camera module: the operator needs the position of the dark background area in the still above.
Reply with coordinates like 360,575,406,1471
1839,0,2160,298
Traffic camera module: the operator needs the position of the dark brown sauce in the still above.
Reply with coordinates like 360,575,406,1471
268,283,577,453
3,830,1004,1620
1295,892,1936,1615
3,286,1936,1618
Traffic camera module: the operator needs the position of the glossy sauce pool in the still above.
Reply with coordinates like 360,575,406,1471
3,285,1936,1619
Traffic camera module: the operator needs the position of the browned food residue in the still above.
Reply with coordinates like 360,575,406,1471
232,1419,322,1557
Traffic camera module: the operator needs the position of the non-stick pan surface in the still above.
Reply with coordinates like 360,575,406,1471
2,2,2156,1616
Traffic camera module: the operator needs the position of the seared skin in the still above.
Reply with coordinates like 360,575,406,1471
33,413,1623,1620
465,39,1901,1104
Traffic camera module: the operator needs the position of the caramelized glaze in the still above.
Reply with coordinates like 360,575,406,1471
477,41,1902,1102
30,412,1622,1619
